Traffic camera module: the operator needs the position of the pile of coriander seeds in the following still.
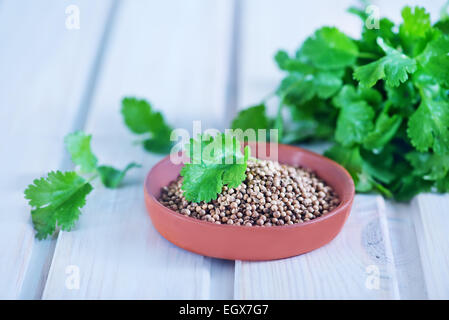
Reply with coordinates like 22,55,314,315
159,159,340,226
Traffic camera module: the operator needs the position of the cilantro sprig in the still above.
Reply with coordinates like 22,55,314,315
24,131,139,239
26,95,179,239
121,97,174,154
231,3,449,201
180,134,250,202
25,171,93,239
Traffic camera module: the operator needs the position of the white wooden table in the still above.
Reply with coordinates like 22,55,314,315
1,0,448,300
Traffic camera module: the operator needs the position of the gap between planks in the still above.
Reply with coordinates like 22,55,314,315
207,0,241,299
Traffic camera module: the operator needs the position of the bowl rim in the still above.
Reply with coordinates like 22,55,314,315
144,143,355,232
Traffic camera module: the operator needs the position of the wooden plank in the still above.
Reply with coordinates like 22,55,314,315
413,195,449,299
384,201,428,299
0,0,114,299
42,0,235,299
235,196,400,299
372,0,444,22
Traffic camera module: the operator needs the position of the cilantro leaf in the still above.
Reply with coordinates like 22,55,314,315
361,18,398,57
393,175,433,201
121,97,163,134
24,171,93,239
332,85,379,147
417,34,449,87
400,6,432,36
97,163,141,188
121,97,173,154
363,110,402,151
399,6,432,56
335,101,375,147
283,99,336,143
222,146,249,187
142,129,173,154
181,165,223,202
324,144,364,183
347,6,369,22
385,81,419,115
435,0,449,34
275,50,307,71
434,19,449,35
278,72,342,105
332,85,382,110
299,27,359,69
230,4,449,201
389,156,434,201
406,151,449,180
440,1,449,20
407,85,449,154
354,38,417,87
275,52,344,105
361,147,397,185
180,134,250,202
348,6,398,57
65,131,98,173
324,144,391,196
230,103,275,142
231,104,271,132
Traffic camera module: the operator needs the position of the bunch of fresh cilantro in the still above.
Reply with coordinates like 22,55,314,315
231,4,449,201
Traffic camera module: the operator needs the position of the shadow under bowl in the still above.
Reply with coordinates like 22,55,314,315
144,142,355,261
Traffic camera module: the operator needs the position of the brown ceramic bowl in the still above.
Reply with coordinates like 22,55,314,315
144,142,354,261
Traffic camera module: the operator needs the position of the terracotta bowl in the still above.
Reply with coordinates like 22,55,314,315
144,142,354,261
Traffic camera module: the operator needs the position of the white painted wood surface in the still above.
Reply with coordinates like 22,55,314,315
0,0,448,299
42,0,235,299
413,195,449,299
0,0,114,299
235,196,400,299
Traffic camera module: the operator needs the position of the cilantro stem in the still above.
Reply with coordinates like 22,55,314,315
87,173,99,183
131,133,153,145
261,91,276,103
373,182,393,198
249,156,259,162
